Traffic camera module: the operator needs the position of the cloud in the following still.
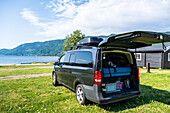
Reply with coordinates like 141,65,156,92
46,0,89,18
20,8,39,25
20,8,46,27
74,0,170,34
20,0,170,39
20,8,75,38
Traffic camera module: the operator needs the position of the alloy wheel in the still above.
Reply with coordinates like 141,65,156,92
76,86,84,104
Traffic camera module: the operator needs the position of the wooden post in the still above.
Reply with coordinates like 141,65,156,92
147,63,150,73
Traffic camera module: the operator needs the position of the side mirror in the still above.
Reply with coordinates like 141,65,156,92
54,62,58,65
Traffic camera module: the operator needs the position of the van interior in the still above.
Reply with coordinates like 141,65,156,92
99,50,139,97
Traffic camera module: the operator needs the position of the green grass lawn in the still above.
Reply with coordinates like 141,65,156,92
0,65,53,69
0,68,53,77
139,67,170,73
0,69,170,112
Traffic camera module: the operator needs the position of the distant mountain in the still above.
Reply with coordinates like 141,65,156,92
0,49,10,55
164,31,170,35
0,34,115,56
0,39,64,56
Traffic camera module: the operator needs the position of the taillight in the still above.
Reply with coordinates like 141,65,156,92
137,68,140,79
94,71,101,85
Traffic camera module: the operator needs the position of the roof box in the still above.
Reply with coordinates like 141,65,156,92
76,37,103,48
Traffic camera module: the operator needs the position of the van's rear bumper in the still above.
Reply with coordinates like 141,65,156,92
99,91,140,104
83,85,140,104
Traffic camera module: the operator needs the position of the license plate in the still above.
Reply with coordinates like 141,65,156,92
106,83,117,92
106,82,123,93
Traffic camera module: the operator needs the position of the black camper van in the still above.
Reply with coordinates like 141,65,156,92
52,31,170,105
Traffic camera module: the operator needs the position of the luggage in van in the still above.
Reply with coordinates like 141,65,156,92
103,67,131,77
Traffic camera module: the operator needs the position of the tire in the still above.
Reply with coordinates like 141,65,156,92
52,72,58,86
76,84,89,105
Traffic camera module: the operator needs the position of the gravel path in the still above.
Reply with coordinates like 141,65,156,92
0,73,51,80
0,66,53,71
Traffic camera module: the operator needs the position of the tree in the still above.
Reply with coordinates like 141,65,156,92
63,30,85,52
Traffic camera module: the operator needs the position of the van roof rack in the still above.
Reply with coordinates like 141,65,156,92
76,45,97,49
76,37,103,49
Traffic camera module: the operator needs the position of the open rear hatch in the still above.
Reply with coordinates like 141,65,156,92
99,31,170,98
99,31,170,48
100,49,139,97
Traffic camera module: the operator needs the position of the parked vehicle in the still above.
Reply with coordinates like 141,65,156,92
52,31,170,105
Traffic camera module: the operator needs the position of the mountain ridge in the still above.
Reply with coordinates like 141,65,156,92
0,39,64,56
0,34,114,56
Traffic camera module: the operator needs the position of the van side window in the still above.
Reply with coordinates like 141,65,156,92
59,54,65,64
69,53,76,65
64,53,71,65
75,52,93,67
63,52,75,65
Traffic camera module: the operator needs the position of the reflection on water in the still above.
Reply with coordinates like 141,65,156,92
0,55,59,65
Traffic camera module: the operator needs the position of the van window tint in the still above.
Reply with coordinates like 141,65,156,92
59,54,65,64
75,52,93,67
64,52,71,65
70,53,75,65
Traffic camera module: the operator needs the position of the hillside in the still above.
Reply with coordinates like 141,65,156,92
0,34,115,56
0,40,64,56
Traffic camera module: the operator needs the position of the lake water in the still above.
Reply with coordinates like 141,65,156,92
0,55,59,65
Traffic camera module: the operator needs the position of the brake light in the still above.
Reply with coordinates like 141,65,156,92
137,68,140,79
94,71,101,85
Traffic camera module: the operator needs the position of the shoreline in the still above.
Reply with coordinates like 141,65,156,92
0,62,54,66
0,56,59,66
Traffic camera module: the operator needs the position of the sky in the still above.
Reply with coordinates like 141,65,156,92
1,0,170,49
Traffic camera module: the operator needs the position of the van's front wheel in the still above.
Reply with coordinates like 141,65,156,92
76,84,88,105
52,72,58,86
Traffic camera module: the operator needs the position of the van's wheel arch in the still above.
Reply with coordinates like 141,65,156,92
52,72,58,86
76,84,89,105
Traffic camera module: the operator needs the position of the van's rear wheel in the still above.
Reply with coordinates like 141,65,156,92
52,72,58,86
76,84,88,105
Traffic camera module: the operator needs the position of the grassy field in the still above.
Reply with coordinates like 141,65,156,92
0,65,53,69
139,67,170,74
0,68,53,77
0,68,170,112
